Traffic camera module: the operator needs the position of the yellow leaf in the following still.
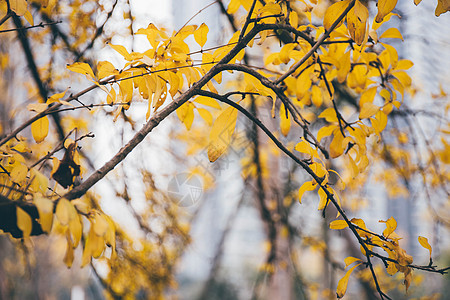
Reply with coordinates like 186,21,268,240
24,10,34,26
394,59,414,71
317,187,328,210
387,261,398,275
435,0,450,16
56,198,75,226
109,43,132,61
375,0,398,23
69,215,82,247
344,257,361,268
311,85,323,107
11,163,28,183
414,0,422,4
227,0,241,13
296,67,312,100
379,27,403,40
47,90,69,104
176,102,195,130
392,70,412,89
67,62,96,80
259,3,282,15
298,181,316,203
381,42,399,68
107,86,117,105
27,103,48,113
280,103,291,137
359,102,379,119
330,130,345,158
168,71,180,98
379,217,397,238
197,108,213,126
195,96,221,109
90,232,105,259
183,103,195,130
317,125,336,142
418,236,432,256
16,207,32,237
279,43,297,64
290,11,299,28
371,110,388,134
323,0,351,31
93,213,109,237
194,23,209,47
64,233,75,268
97,61,117,79
30,169,49,194
31,116,49,143
359,87,377,106
82,224,106,264
34,195,53,233
104,216,116,252
336,263,361,298
208,106,238,162
295,138,319,158
81,227,98,267
347,1,369,46
10,0,28,16
337,51,351,83
330,220,348,230
351,218,367,229
319,108,339,123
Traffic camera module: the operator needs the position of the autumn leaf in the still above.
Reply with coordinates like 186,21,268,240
16,207,32,238
31,116,49,143
11,163,28,183
52,143,81,189
9,0,28,16
208,106,238,162
298,181,316,203
109,43,132,61
330,220,349,230
380,217,397,238
34,196,54,233
67,62,96,80
379,27,404,40
359,102,380,119
198,108,213,126
435,0,450,16
93,212,109,237
280,103,291,137
347,1,369,45
375,0,398,23
194,23,209,48
418,236,432,258
344,257,362,268
194,96,221,109
63,233,75,268
69,215,83,247
336,263,361,298
323,0,351,31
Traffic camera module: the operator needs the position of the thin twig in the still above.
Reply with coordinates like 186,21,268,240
0,21,61,33
239,0,258,41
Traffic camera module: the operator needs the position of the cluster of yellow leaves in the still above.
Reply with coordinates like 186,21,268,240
328,216,436,297
1,137,114,268
15,194,116,268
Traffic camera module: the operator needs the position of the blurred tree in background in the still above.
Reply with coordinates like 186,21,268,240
0,0,449,299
